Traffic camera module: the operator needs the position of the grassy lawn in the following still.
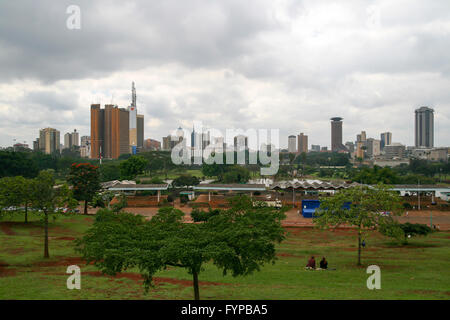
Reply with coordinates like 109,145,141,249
139,169,208,181
0,211,449,300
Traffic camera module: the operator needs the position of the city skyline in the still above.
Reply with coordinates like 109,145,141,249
0,1,449,149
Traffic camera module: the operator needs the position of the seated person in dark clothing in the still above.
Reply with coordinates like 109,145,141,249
319,257,328,269
305,256,316,269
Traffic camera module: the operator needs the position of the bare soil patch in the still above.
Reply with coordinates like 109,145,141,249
0,261,17,277
0,222,18,235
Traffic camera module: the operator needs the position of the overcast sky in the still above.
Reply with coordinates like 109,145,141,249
0,0,449,149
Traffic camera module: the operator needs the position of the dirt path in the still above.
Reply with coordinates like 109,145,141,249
0,222,17,236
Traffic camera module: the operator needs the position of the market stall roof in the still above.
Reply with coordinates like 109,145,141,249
270,180,359,190
193,184,266,191
108,184,169,191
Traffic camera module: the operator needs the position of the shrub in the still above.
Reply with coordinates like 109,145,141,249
191,208,221,222
403,202,413,210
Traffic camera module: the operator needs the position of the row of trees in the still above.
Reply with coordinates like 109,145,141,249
0,150,98,179
0,163,102,258
0,170,75,258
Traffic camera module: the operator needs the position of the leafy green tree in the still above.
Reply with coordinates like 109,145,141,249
172,174,200,187
119,156,149,180
222,166,250,183
30,170,74,258
314,185,402,265
99,162,121,182
76,196,286,300
379,222,433,245
0,176,34,223
68,163,101,214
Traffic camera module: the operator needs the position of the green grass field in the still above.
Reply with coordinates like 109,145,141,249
0,211,449,300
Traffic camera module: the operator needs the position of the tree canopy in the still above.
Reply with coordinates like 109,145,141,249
76,196,286,299
314,185,402,265
119,155,149,180
68,163,101,214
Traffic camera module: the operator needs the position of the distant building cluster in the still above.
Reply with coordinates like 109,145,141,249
281,106,447,166
7,89,448,166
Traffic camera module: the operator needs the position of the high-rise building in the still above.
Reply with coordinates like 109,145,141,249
297,133,308,154
64,129,79,149
356,141,365,159
39,128,60,154
356,131,367,143
162,135,183,151
33,138,40,151
415,106,434,148
288,135,296,153
330,117,347,152
80,136,90,158
137,115,144,149
234,135,248,151
144,139,161,151
380,132,392,150
90,104,129,159
128,82,138,154
345,141,355,153
384,143,406,159
311,144,320,152
366,138,381,158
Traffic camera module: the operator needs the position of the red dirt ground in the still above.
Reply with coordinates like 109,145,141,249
34,257,87,267
0,261,17,277
0,222,17,236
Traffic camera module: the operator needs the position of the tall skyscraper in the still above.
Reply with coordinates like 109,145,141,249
288,135,297,153
330,117,346,152
39,128,60,154
128,82,138,154
415,106,434,148
90,104,129,159
380,132,392,150
297,133,308,154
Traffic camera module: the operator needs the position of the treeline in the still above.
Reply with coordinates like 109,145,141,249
0,151,99,179
351,162,450,185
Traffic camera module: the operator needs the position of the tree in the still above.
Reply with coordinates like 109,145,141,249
222,166,250,183
119,156,149,180
68,163,101,215
76,196,286,300
314,185,402,265
379,222,433,245
30,170,74,258
99,162,121,182
0,176,34,223
172,174,200,187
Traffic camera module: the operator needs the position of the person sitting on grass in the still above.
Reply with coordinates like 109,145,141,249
319,257,328,270
305,256,316,270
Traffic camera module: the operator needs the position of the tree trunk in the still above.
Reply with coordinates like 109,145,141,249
357,230,362,266
24,204,28,223
44,211,49,258
193,270,200,300
84,200,88,215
